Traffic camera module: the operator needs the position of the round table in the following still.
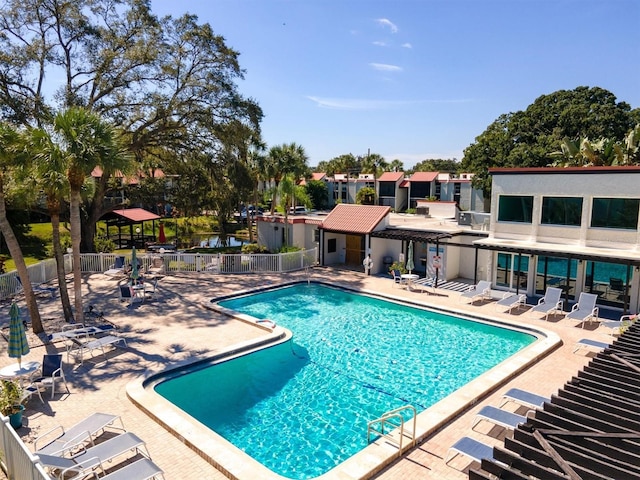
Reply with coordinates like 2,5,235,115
0,360,41,384
401,274,419,290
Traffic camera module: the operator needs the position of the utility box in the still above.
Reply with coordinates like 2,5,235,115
458,212,472,225
416,206,430,216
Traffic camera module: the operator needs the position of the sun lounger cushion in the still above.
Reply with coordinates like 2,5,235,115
472,405,526,432
446,436,494,467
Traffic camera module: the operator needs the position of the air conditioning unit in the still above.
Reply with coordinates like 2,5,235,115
416,206,430,216
458,212,472,225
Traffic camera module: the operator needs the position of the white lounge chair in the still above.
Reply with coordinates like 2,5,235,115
573,338,610,354
100,458,165,480
459,280,492,304
495,293,526,314
412,276,436,294
529,287,563,320
566,292,599,327
500,388,549,410
34,412,125,456
67,334,128,364
600,314,637,336
445,436,494,468
104,256,126,276
37,432,148,479
16,276,56,298
471,405,526,433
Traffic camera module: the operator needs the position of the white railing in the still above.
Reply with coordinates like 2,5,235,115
0,415,51,480
0,248,318,300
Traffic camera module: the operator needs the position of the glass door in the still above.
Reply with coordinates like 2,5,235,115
496,252,529,291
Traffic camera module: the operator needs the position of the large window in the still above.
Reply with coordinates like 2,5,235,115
591,198,640,230
498,195,533,223
541,197,583,226
378,182,395,197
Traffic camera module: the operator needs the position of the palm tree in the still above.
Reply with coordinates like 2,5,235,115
266,143,310,214
54,108,130,324
0,123,43,333
27,128,74,322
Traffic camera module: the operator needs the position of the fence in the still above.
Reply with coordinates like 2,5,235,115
0,249,317,301
0,415,51,480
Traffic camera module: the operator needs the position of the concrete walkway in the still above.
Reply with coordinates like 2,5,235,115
0,269,615,479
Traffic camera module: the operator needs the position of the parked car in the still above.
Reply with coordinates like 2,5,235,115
289,206,308,215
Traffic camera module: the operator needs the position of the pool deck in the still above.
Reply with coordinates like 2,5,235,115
0,268,612,479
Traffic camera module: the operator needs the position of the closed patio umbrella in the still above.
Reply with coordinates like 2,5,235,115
8,302,29,367
158,223,166,244
406,241,415,274
130,247,139,284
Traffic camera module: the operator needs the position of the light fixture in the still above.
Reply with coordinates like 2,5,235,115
66,247,73,254
135,227,141,234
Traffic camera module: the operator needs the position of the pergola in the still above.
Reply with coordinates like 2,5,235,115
101,208,162,249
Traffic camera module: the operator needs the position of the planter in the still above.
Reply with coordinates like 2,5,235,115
8,405,24,429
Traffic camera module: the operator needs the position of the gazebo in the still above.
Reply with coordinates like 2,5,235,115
101,208,162,249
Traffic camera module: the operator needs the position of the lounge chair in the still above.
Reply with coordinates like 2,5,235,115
104,256,126,276
495,293,526,314
37,432,148,479
600,314,637,336
529,287,563,320
31,354,70,399
459,280,492,304
445,436,494,468
471,405,526,433
500,388,549,410
34,412,125,456
16,276,57,298
146,256,165,276
573,338,610,354
100,457,165,480
566,292,599,327
66,334,128,364
412,276,436,294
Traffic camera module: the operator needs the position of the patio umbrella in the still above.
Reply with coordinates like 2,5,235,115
158,223,166,243
130,247,139,284
8,302,29,367
406,241,415,274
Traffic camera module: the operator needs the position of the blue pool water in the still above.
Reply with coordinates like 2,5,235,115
155,284,535,479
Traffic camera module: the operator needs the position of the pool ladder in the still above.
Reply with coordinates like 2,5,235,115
366,405,417,451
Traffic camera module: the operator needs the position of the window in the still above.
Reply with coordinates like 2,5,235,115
497,195,533,223
411,183,429,198
328,238,337,253
379,182,395,197
591,198,640,230
541,197,583,226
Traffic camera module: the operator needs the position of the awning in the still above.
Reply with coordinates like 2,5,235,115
371,229,451,243
103,208,161,223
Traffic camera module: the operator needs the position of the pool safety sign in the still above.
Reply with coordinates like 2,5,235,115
428,247,445,280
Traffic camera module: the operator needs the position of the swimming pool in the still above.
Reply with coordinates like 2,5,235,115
147,283,539,479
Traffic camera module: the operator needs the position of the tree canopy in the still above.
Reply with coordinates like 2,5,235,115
461,86,640,195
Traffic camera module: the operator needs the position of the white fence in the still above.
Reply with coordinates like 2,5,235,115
0,415,51,480
0,248,317,300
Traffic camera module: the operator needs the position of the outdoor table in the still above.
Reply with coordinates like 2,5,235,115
0,360,41,385
401,274,419,291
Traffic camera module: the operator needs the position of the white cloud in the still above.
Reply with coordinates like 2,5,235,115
307,96,411,110
369,63,402,72
401,43,412,49
372,41,387,47
376,18,398,33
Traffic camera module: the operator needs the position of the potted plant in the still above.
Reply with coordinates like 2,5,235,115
388,261,407,275
0,379,24,429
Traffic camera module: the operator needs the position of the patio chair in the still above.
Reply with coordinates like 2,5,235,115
118,283,144,306
445,436,494,468
37,431,149,480
566,292,599,327
143,278,158,298
500,388,549,411
146,256,165,276
600,314,637,336
459,280,492,304
495,292,527,314
471,405,526,433
390,269,406,288
529,287,563,321
34,412,125,456
104,256,126,276
31,354,70,399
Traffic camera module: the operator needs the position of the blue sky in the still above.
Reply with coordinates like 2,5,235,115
151,0,639,169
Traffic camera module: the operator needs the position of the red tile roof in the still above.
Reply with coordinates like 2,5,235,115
378,171,404,182
110,208,162,222
321,204,390,234
410,171,438,181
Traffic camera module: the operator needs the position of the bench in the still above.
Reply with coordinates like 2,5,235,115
67,335,127,364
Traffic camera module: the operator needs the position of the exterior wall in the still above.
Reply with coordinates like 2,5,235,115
323,231,346,265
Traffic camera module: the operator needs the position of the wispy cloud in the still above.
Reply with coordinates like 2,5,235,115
369,63,403,72
401,43,412,49
376,18,398,33
307,96,412,110
372,41,387,47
